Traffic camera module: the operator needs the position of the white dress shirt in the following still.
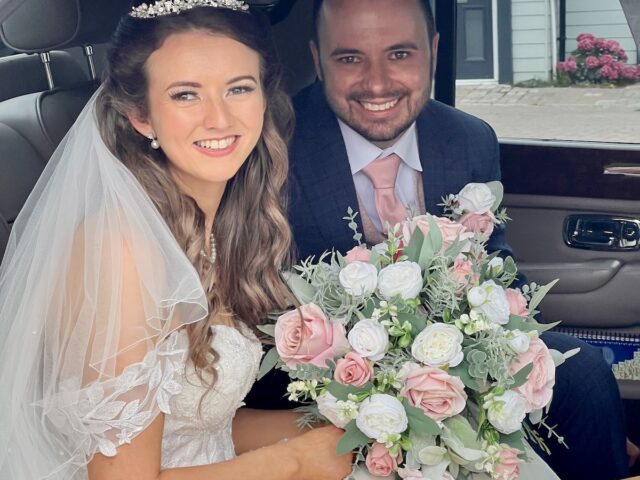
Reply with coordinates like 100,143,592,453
338,119,422,231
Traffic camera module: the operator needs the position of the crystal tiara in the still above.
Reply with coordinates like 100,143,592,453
130,0,249,19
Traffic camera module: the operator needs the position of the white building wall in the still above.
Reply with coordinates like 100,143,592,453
511,0,552,83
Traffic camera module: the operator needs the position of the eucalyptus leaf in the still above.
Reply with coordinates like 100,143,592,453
281,271,317,304
337,420,371,455
500,430,526,451
325,381,372,401
402,398,441,435
257,347,280,380
404,227,425,263
427,215,443,255
511,362,534,389
448,364,482,391
256,324,275,337
528,279,559,312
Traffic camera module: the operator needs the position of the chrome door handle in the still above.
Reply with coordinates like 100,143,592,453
564,215,640,251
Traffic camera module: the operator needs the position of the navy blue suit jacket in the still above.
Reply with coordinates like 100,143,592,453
288,81,512,261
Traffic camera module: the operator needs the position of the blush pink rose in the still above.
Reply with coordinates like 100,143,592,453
401,215,472,250
344,246,372,264
450,257,479,294
275,303,349,369
505,288,529,317
494,446,522,480
458,211,496,237
510,338,556,412
400,365,467,421
365,442,402,477
334,352,373,387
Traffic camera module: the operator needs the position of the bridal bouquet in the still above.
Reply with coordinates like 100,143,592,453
259,182,574,480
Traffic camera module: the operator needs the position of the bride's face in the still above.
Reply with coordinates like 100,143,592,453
130,30,265,196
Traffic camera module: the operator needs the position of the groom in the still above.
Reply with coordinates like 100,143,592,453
288,1,628,478
249,0,629,478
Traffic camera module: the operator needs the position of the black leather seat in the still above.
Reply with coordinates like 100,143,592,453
0,0,131,259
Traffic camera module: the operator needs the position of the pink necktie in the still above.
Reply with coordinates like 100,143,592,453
362,153,407,230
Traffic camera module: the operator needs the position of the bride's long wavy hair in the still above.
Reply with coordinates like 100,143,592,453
96,7,294,384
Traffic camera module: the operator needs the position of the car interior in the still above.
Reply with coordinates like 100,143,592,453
1,0,640,462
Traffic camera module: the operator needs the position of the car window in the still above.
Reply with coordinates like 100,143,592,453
454,0,640,145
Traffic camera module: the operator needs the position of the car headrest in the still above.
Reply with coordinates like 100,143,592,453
0,0,131,53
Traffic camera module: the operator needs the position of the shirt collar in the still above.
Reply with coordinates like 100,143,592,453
338,119,422,174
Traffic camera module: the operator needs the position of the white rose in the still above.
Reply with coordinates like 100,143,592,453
411,323,464,367
472,280,510,325
507,329,530,354
356,393,408,441
339,261,378,296
467,286,487,308
378,261,423,300
348,318,389,361
457,183,496,214
317,392,350,428
486,390,528,434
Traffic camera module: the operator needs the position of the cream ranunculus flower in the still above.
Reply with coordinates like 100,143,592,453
339,261,378,296
456,183,496,214
356,394,408,441
348,319,389,361
411,323,464,367
486,390,528,434
507,329,530,354
471,280,510,325
377,261,423,300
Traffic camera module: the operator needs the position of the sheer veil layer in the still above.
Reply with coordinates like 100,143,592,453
0,88,208,479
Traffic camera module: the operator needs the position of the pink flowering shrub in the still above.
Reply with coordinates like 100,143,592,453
557,33,639,86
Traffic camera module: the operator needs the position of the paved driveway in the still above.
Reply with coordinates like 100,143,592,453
456,83,640,144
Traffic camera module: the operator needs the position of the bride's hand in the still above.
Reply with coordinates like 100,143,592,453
284,425,353,480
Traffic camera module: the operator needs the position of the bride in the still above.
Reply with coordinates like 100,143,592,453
0,1,352,479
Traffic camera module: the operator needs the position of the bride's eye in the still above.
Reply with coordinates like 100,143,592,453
228,85,255,96
170,90,198,102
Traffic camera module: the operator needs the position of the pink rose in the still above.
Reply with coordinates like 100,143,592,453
400,364,467,421
595,38,607,50
450,257,478,293
510,338,556,412
365,443,402,477
556,61,567,73
505,288,529,317
401,215,472,251
494,446,522,480
565,58,577,73
344,246,372,264
334,352,373,387
275,303,349,368
599,54,613,66
576,33,595,42
577,37,594,51
458,211,495,237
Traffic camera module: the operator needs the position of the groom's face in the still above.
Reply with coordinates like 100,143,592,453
311,0,439,149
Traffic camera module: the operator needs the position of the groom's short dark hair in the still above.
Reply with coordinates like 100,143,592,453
312,0,437,45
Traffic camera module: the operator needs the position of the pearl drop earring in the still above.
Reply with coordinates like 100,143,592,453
148,133,160,150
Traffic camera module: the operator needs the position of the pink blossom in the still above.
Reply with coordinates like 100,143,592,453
621,66,638,80
505,288,529,317
509,338,556,412
600,64,619,81
565,57,578,73
556,61,567,73
619,49,628,62
585,55,599,69
494,445,522,480
334,352,373,387
400,364,467,421
365,443,402,477
401,215,473,251
599,54,614,66
577,38,595,51
605,39,621,52
576,33,595,42
459,211,496,237
275,304,349,368
450,257,479,293
344,245,371,264
594,38,607,50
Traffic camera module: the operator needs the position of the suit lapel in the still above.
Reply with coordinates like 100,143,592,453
293,84,362,250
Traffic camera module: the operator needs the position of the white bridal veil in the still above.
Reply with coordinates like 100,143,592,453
0,89,208,478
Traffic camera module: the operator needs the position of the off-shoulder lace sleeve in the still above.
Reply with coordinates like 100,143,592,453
45,330,189,459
